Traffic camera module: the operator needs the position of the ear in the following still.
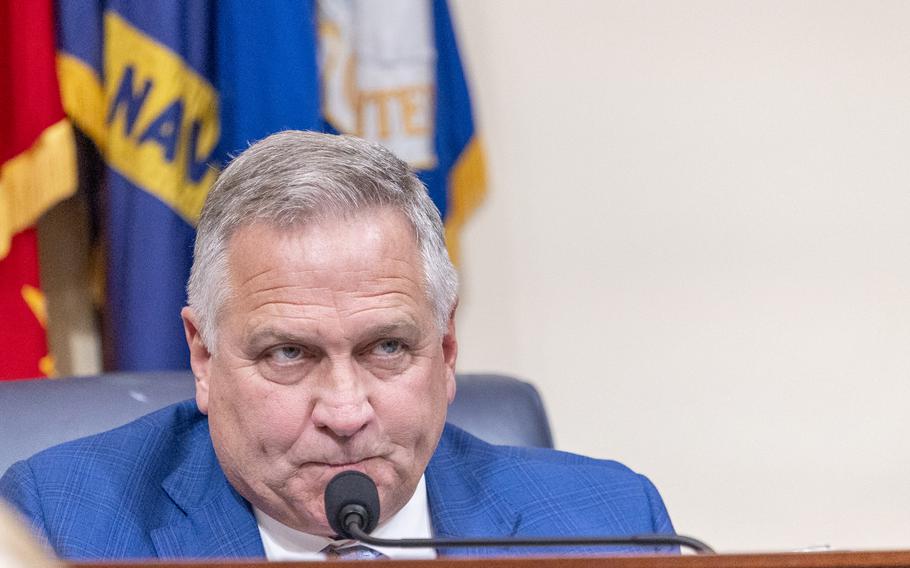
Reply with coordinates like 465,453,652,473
442,300,458,404
181,306,212,415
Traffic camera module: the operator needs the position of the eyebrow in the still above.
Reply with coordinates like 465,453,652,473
245,320,422,350
365,321,422,339
246,328,309,347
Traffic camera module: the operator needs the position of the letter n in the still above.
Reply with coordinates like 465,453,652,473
107,66,152,136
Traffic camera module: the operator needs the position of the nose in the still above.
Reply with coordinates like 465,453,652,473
312,398,374,438
311,361,375,438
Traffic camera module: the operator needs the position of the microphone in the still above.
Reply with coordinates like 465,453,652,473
324,469,380,536
323,471,715,555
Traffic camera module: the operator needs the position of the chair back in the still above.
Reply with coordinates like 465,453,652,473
0,372,553,473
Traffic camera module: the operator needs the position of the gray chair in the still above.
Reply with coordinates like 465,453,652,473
0,372,553,474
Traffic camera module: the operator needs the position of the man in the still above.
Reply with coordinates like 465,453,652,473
0,131,675,560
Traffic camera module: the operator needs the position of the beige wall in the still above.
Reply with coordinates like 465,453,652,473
450,0,910,553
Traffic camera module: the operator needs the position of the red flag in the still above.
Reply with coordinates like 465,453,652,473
0,0,77,379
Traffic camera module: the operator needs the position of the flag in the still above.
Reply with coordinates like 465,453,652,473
317,0,485,264
218,0,485,261
55,0,483,371
56,1,220,370
215,0,322,158
0,0,77,380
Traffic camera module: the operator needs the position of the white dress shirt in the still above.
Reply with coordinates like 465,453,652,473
255,475,436,561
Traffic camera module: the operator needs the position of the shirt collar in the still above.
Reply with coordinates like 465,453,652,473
255,475,436,561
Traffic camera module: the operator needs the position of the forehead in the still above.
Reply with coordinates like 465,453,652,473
223,208,428,315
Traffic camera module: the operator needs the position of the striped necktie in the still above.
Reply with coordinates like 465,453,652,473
322,543,388,560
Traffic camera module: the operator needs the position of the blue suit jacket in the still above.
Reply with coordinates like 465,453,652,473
0,400,674,560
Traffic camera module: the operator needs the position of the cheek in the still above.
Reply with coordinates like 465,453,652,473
380,371,451,452
208,362,310,456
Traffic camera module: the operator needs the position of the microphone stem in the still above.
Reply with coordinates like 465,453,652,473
346,523,715,554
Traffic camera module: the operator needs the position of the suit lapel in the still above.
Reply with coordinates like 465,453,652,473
426,424,520,557
150,423,265,559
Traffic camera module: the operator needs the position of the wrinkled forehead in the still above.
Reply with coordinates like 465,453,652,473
221,208,429,306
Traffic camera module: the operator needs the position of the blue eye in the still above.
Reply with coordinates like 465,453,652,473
374,339,403,356
271,345,303,363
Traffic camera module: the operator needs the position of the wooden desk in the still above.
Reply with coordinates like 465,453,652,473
72,550,910,568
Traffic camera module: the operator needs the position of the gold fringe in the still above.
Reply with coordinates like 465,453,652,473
22,284,56,377
0,119,78,260
20,284,48,328
39,354,57,378
444,137,487,267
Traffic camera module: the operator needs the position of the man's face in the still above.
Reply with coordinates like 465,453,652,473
181,208,457,536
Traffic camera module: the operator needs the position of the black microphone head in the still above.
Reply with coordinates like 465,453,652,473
324,470,380,538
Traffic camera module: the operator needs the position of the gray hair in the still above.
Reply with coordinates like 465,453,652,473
187,130,458,348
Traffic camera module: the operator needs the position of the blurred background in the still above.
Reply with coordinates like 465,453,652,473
3,0,910,554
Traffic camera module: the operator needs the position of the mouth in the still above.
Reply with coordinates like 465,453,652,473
316,457,375,474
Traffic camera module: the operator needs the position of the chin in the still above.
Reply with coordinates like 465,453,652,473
376,475,420,523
